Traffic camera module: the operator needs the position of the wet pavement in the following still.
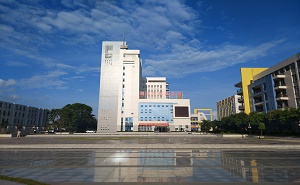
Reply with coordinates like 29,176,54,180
0,134,300,184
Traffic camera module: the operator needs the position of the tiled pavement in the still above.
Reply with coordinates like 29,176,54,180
1,134,300,184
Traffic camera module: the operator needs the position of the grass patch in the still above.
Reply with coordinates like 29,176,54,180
0,175,49,185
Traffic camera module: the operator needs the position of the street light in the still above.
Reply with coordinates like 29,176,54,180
248,124,252,135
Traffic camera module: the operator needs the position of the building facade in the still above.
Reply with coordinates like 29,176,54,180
190,108,211,131
249,52,300,112
234,68,268,114
97,41,191,132
0,100,48,134
233,52,300,114
217,95,242,120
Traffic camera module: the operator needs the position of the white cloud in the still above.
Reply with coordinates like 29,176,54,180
0,79,16,87
20,71,67,89
212,111,218,120
1,0,199,50
143,39,285,77
75,64,99,74
10,94,19,100
6,61,29,67
70,76,85,79
0,0,289,82
76,89,83,93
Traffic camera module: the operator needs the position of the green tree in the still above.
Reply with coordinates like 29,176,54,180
48,109,61,130
201,120,212,132
258,122,265,137
59,103,97,132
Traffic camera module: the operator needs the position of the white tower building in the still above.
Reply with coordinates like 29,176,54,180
98,41,191,133
97,41,141,132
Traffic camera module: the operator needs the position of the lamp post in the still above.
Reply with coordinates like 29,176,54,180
248,124,252,136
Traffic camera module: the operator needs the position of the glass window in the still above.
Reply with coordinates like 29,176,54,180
291,63,295,69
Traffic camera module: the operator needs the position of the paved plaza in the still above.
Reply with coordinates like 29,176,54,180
1,133,300,184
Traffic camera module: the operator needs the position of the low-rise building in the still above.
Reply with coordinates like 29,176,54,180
0,100,48,134
190,108,211,131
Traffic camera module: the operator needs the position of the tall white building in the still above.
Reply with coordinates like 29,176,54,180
98,41,141,132
97,41,190,132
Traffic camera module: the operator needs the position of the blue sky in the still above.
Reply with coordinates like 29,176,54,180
1,0,300,119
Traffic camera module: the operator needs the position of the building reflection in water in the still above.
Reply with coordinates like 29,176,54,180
93,149,300,183
221,151,300,183
1,149,299,183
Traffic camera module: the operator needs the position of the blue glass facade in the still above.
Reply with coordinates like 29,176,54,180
138,103,175,123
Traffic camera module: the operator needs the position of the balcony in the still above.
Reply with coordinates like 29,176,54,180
273,74,285,80
238,105,244,110
237,88,243,95
276,94,288,101
237,97,244,103
234,82,242,88
254,101,264,106
274,85,287,90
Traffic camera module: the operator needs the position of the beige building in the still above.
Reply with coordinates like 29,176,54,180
217,95,242,120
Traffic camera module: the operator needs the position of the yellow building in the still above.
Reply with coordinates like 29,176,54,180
234,68,268,114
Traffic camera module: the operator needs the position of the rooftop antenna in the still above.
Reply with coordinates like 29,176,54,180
122,30,125,45
120,28,128,49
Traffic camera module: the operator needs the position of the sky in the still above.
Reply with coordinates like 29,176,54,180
1,0,300,119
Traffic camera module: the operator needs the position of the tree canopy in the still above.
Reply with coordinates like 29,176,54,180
48,103,97,132
203,108,300,135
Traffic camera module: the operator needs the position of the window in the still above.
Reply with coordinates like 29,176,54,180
292,74,297,82
294,86,299,94
291,63,295,69
285,65,290,71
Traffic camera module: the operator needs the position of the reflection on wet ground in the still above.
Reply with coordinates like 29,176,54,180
2,135,300,145
1,149,300,183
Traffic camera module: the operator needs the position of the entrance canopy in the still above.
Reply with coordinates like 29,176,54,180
139,123,169,127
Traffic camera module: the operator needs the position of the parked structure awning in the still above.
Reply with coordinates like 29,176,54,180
139,123,169,127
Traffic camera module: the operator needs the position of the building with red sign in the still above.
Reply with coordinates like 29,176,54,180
97,41,190,132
